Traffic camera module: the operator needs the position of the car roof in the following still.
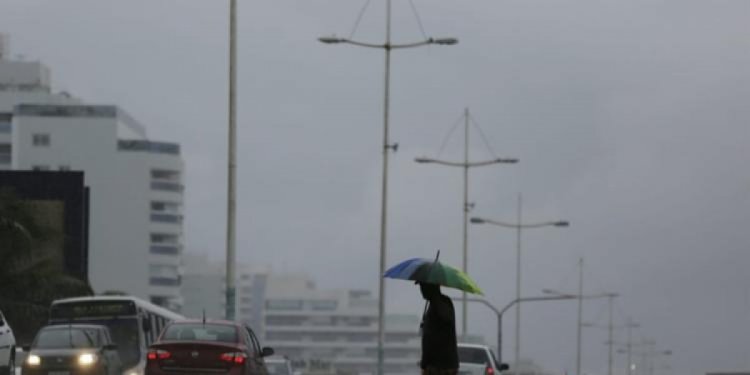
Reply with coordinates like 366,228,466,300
44,324,108,330
168,320,240,327
457,343,490,350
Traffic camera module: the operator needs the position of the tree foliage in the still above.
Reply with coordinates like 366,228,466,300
0,187,93,344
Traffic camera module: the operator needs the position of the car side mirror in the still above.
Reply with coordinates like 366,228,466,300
104,344,118,351
261,347,274,357
499,363,510,372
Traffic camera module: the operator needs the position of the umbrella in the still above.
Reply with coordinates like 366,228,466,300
384,257,483,295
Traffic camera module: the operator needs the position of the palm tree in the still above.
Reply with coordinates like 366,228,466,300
0,187,93,344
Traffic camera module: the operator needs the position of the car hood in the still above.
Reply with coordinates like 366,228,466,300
30,348,100,356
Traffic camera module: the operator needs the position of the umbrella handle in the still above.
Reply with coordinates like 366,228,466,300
420,250,441,327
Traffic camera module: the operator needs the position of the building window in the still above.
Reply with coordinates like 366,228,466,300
151,201,180,213
151,181,183,192
0,144,10,164
266,299,304,311
31,165,50,171
32,133,50,147
150,213,183,223
309,300,338,311
150,264,179,277
149,277,181,287
151,233,179,244
150,245,180,256
151,169,180,181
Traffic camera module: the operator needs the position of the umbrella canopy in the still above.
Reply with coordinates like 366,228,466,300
384,257,483,295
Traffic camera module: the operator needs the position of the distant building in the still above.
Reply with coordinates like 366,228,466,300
180,260,422,375
181,253,225,320
0,37,185,310
181,254,268,333
262,274,421,375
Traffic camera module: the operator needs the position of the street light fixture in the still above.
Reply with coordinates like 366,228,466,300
471,205,568,369
319,3,457,374
415,109,517,339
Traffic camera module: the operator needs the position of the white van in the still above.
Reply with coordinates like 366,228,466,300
0,309,16,375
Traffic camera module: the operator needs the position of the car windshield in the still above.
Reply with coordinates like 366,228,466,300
34,327,100,349
458,347,489,365
162,323,238,343
266,362,291,375
72,319,140,370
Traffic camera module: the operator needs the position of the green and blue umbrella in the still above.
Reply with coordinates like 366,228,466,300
384,257,483,295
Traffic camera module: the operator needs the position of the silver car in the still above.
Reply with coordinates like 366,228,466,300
264,356,295,375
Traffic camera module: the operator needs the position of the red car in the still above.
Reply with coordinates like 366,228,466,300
146,320,274,375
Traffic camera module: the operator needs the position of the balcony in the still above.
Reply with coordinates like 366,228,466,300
151,181,183,192
150,245,181,256
149,277,181,287
150,213,183,224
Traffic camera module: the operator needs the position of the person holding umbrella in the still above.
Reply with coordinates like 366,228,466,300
385,253,483,375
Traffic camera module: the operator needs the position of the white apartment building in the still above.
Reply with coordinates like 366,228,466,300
180,262,423,375
181,254,268,334
263,275,421,375
181,253,226,320
0,40,185,310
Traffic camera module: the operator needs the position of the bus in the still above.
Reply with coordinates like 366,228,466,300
49,295,184,375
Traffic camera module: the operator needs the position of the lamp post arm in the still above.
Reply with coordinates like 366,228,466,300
339,39,388,49
415,158,517,168
390,39,435,49
335,38,442,50
479,219,565,229
499,296,576,316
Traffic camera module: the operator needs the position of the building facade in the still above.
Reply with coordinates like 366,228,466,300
262,275,421,375
180,262,423,375
0,43,185,310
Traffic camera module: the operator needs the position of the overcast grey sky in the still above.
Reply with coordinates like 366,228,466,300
2,0,750,373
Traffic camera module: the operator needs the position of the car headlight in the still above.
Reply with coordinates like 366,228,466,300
27,354,41,366
78,353,97,366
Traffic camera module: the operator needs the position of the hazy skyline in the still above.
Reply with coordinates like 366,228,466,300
2,0,749,374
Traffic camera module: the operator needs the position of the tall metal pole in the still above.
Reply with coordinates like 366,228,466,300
576,258,584,375
224,0,237,322
376,0,392,373
627,319,634,375
607,295,615,375
514,194,522,368
461,107,470,339
497,313,503,364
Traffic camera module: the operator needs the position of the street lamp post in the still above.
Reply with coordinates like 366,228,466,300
415,109,518,338
470,211,568,367
625,319,640,375
452,295,576,365
581,293,620,375
225,0,238,322
543,285,617,375
617,342,671,375
320,4,457,374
